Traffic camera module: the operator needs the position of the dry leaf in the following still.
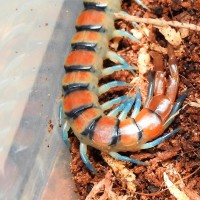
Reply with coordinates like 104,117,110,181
102,153,137,193
163,172,190,200
157,26,182,46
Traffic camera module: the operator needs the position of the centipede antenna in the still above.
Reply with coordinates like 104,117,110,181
119,98,135,120
144,73,154,108
164,89,190,129
140,128,180,149
106,51,129,66
112,30,141,44
80,143,97,174
102,65,135,76
109,152,147,165
98,81,130,95
131,88,141,118
59,102,63,127
62,122,70,148
108,98,133,117
101,95,129,110
134,0,149,10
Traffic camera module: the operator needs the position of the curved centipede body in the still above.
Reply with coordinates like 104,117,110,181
60,0,188,173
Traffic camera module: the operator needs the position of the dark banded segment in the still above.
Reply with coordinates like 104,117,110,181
135,108,164,141
132,118,143,140
63,83,89,95
71,31,108,53
71,42,97,51
64,50,101,73
76,25,105,32
92,116,119,146
109,119,120,146
64,65,92,73
75,9,115,33
81,116,102,139
71,108,103,137
65,104,94,119
83,2,107,11
63,90,99,119
119,118,142,146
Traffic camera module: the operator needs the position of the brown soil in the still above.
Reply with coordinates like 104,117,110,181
69,0,200,199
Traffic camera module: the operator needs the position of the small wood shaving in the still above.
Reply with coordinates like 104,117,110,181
137,45,152,75
189,99,200,108
178,27,190,39
114,13,200,31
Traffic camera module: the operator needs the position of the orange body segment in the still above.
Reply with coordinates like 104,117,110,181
71,31,103,44
93,116,117,146
64,50,98,67
148,95,172,121
76,9,106,26
119,118,139,146
62,71,95,86
63,90,98,113
135,108,164,141
71,108,103,135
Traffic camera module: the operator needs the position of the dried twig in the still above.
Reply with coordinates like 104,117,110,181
114,13,200,31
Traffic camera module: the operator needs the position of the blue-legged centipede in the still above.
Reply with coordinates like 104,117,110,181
60,0,188,173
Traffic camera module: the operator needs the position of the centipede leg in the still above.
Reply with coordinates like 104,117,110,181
59,102,63,127
62,121,71,148
99,81,130,95
101,95,129,110
80,143,97,174
102,65,135,76
118,98,135,120
144,73,154,107
131,88,142,118
140,128,180,149
112,30,140,43
166,45,179,103
134,0,149,10
109,152,147,165
164,89,190,129
106,51,129,66
108,97,134,117
154,71,166,96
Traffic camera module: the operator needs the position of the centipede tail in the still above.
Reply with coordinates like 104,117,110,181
60,0,188,172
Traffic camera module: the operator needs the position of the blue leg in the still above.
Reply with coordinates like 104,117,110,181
101,95,129,110
140,128,180,149
80,143,97,174
112,30,140,44
98,81,130,95
119,98,135,120
109,152,147,165
106,51,129,66
134,0,149,10
131,88,142,118
108,98,131,117
102,65,135,76
59,101,63,127
144,73,154,108
62,122,70,148
164,89,190,129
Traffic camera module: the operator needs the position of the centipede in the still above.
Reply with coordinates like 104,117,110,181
60,0,189,173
